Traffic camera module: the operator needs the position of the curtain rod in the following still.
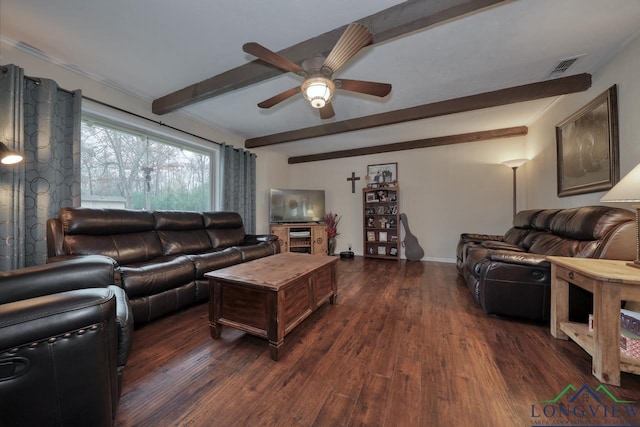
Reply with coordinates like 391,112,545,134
21,73,222,147
82,95,222,147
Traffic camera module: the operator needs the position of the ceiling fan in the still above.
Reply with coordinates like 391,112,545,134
243,23,392,119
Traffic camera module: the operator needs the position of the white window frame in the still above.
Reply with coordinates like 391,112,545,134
81,99,219,210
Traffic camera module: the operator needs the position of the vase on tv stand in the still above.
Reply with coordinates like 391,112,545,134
324,211,341,256
328,237,336,256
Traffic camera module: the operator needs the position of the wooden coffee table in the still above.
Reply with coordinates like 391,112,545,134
205,252,338,360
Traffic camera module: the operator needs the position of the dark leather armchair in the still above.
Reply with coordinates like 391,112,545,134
0,255,133,427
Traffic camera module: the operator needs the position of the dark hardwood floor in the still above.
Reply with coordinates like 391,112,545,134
115,257,640,427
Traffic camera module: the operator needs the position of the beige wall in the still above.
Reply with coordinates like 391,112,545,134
286,136,527,261
524,34,640,209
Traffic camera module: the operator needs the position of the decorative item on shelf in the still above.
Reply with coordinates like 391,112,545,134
377,190,388,201
600,162,640,269
619,309,640,360
324,211,341,256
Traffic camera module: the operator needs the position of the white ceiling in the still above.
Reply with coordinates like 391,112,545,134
1,0,640,158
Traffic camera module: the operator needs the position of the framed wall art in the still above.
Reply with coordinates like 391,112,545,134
367,163,397,187
556,85,619,197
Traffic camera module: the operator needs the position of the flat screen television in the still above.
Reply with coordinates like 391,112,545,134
269,189,325,223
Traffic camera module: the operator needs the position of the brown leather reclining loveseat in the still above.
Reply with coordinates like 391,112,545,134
457,206,635,322
47,208,280,325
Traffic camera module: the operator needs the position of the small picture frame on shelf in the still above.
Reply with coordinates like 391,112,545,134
390,193,397,202
376,206,386,214
367,231,376,241
390,205,398,214
379,231,388,242
389,218,397,228
390,235,398,242
367,217,375,227
390,247,398,256
378,246,387,255
366,192,377,203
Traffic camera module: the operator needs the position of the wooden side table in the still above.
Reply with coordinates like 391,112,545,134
549,256,640,386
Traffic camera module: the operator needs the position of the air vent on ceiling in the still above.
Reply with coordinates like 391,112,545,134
546,55,584,78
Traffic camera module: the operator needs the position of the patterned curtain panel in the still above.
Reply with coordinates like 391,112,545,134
0,64,81,269
221,143,257,234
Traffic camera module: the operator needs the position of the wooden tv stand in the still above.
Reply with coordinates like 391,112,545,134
270,223,327,255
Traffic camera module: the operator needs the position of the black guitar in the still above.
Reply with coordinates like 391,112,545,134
400,213,424,261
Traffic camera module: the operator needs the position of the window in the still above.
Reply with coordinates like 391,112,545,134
80,104,216,211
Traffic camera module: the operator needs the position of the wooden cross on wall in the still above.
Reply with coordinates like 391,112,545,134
347,172,360,193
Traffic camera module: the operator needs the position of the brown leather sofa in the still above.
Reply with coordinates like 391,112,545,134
457,206,635,322
47,208,280,325
0,255,133,427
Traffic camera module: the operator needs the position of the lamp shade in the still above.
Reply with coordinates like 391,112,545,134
301,77,335,109
600,163,640,202
0,142,24,165
501,158,528,169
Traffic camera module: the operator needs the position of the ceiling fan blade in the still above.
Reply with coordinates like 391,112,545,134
243,42,306,76
323,23,373,73
335,79,392,97
319,103,335,119
257,86,301,109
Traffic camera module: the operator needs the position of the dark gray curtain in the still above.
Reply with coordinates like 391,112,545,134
0,64,81,269
220,143,256,234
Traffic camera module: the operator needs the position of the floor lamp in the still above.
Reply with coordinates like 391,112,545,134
0,142,23,165
502,158,528,219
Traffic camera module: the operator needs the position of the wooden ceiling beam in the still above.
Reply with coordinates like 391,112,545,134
246,73,592,148
152,0,508,115
288,126,528,163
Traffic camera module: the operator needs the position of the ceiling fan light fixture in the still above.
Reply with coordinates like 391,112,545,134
302,77,335,109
